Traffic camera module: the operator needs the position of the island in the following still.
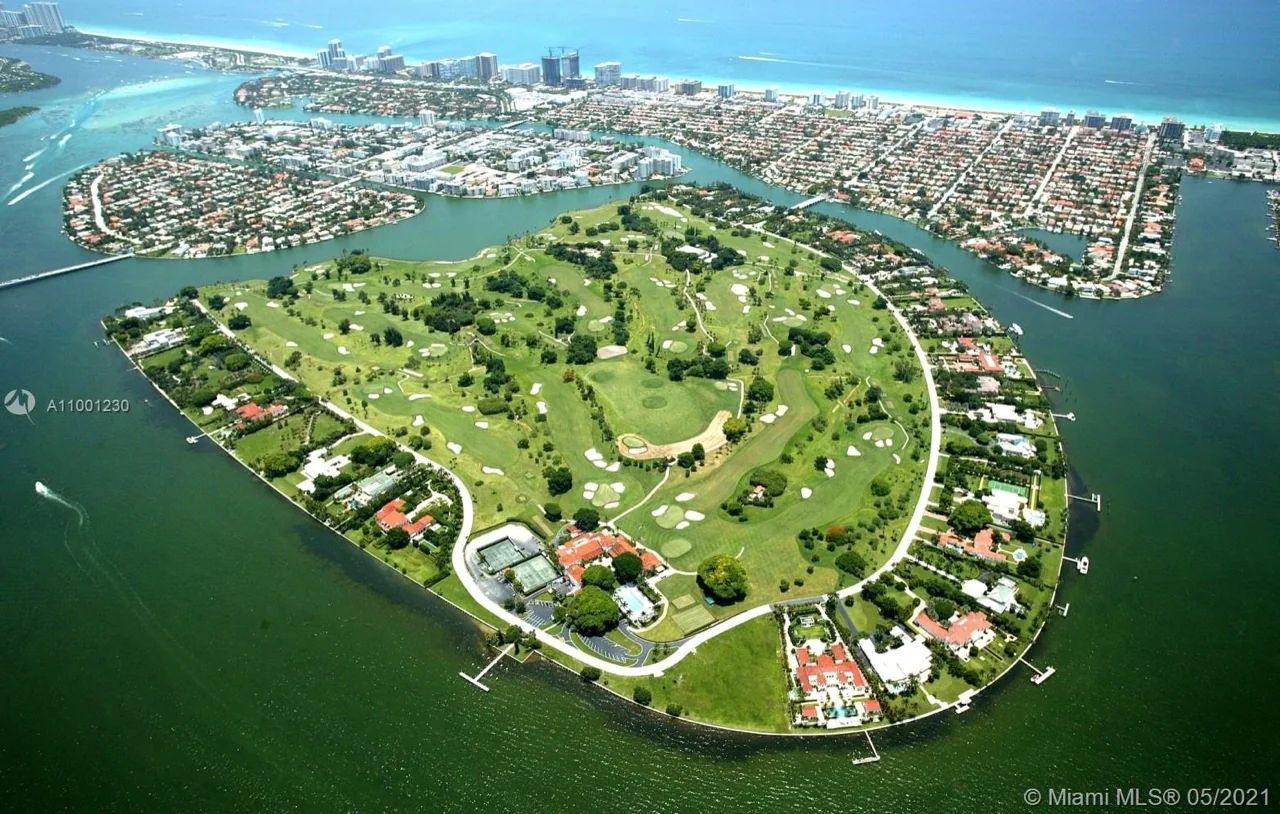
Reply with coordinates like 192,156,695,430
105,183,1068,733
0,105,37,128
0,55,59,92
63,119,684,257
234,72,512,120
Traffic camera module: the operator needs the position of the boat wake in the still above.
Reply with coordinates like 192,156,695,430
7,166,82,207
36,480,90,571
35,479,215,694
23,147,46,162
1005,288,1075,319
6,171,35,196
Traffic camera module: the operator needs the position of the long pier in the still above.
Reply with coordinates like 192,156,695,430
0,253,134,291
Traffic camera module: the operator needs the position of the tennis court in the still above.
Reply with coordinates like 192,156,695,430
510,555,559,593
478,538,527,573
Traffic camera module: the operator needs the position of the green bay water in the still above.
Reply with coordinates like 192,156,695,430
1,49,1278,811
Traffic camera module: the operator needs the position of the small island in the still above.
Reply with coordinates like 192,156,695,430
0,55,59,92
0,105,38,128
106,183,1068,733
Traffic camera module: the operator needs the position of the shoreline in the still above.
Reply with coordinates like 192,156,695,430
33,28,1280,133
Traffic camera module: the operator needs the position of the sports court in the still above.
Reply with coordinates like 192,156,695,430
510,555,559,593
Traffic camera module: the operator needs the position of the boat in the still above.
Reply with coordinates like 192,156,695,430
1030,666,1056,685
1008,322,1024,337
185,435,201,445
1077,556,1090,575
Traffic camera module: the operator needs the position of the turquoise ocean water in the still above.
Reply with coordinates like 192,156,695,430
60,0,1280,131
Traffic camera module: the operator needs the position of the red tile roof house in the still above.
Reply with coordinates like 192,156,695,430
555,529,665,587
374,497,435,540
915,610,996,659
234,401,288,429
936,528,1009,562
794,643,870,697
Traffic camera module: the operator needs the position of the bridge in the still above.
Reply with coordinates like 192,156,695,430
789,195,830,211
0,253,134,291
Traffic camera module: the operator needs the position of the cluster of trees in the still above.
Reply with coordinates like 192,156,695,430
416,291,479,334
266,276,298,299
617,204,658,235
786,327,836,368
483,268,561,308
860,579,908,623
666,355,729,382
546,241,617,279
334,252,374,275
565,334,598,365
660,229,744,273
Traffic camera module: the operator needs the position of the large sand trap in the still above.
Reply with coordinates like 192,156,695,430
596,344,628,360
616,409,733,461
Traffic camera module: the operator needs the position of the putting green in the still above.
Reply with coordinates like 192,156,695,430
641,395,667,409
655,505,685,529
870,425,895,441
587,320,607,333
668,340,689,353
591,483,621,507
662,538,693,558
671,593,696,610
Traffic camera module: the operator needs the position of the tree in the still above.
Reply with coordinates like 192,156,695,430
950,500,992,535
632,686,652,706
612,551,644,584
565,585,620,635
697,554,748,604
258,451,300,478
581,563,616,590
747,376,774,403
574,506,600,531
544,466,573,496
579,665,601,682
723,416,749,442
676,451,696,470
1017,557,1043,580
565,334,597,364
384,527,410,550
266,276,297,299
544,502,563,522
228,314,251,330
834,550,868,576
223,352,250,371
382,326,404,347
338,318,351,335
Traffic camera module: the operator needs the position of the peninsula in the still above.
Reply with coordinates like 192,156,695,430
63,119,684,258
108,183,1067,733
0,54,59,91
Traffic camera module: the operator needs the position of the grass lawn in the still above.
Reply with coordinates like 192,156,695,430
605,614,790,732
